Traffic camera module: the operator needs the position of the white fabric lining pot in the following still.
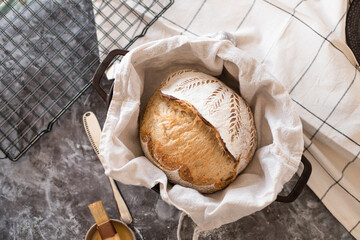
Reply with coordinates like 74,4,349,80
92,36,311,231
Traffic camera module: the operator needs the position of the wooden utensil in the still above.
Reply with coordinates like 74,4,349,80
83,111,132,224
89,201,121,240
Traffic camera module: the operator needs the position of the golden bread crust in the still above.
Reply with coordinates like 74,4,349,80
141,90,237,190
140,70,257,193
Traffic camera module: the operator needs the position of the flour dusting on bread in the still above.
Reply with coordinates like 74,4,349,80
140,69,257,193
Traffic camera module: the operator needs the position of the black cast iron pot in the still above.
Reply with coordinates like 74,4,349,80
92,49,312,203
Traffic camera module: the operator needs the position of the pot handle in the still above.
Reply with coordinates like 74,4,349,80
275,155,312,203
92,49,129,102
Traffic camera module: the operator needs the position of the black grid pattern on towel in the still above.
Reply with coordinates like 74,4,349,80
0,0,173,161
259,1,360,216
160,0,359,235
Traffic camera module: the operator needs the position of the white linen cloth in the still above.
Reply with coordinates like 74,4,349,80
94,0,360,238
99,36,304,230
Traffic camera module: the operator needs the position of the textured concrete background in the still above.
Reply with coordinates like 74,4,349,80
0,0,355,239
0,84,355,240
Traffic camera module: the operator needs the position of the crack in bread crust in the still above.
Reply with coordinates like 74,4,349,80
140,89,237,192
160,92,237,163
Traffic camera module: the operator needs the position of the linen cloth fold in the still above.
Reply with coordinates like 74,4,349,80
99,35,304,230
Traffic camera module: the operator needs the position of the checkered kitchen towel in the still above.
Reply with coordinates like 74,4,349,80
94,0,360,239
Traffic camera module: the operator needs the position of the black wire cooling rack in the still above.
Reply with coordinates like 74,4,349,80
0,0,173,161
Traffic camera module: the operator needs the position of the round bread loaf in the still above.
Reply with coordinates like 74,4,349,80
140,69,257,193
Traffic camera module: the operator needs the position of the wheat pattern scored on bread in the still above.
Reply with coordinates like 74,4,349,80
206,86,229,114
229,94,242,142
173,76,243,142
174,78,217,92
